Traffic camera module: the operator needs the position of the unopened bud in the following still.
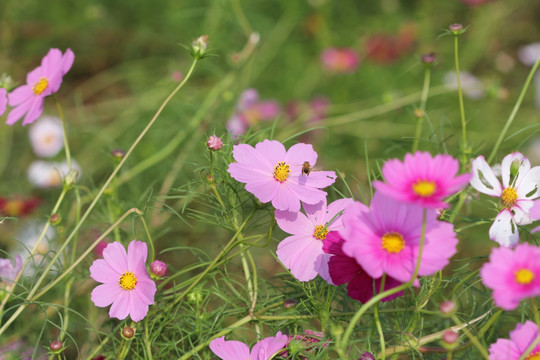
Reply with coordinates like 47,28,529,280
359,352,376,360
63,169,79,187
421,52,436,65
49,339,63,352
191,35,209,59
414,108,425,118
150,260,167,278
206,175,215,184
187,289,203,304
50,213,61,225
442,330,459,344
283,299,298,309
440,300,456,317
207,135,223,151
111,149,126,160
449,23,465,35
122,326,135,339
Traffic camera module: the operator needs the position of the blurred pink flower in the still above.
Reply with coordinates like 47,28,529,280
89,240,156,322
286,96,330,124
279,330,329,359
365,24,417,64
320,48,359,73
207,135,223,151
481,244,540,310
94,239,109,258
28,115,64,158
0,88,6,116
322,231,403,303
488,321,540,359
275,198,353,281
340,193,458,283
209,332,287,360
0,255,22,284
7,48,74,126
470,153,540,247
171,71,183,82
226,89,281,136
374,151,471,209
227,140,336,212
0,195,41,217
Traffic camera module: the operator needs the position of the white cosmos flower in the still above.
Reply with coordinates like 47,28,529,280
443,71,485,100
470,153,540,247
27,160,81,188
28,115,64,158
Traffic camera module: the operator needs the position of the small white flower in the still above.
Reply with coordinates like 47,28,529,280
443,71,485,100
470,153,540,247
27,160,81,188
28,115,64,158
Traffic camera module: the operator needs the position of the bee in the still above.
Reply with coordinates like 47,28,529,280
301,161,312,176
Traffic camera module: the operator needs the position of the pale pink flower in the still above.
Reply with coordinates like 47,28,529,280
470,153,540,247
28,115,64,158
0,255,22,284
0,88,6,116
7,48,74,126
227,140,336,212
443,71,485,99
480,243,540,310
374,151,471,209
275,198,353,281
226,89,281,136
209,332,288,360
27,160,80,188
322,231,403,303
488,321,540,360
340,192,458,283
90,240,156,322
320,48,359,73
207,135,223,151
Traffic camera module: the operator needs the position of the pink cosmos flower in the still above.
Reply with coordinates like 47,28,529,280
279,330,329,358
228,140,336,212
470,153,540,247
340,193,458,283
7,48,74,126
0,255,22,284
209,332,288,360
29,115,64,158
226,89,281,136
275,198,354,281
320,48,359,73
322,231,403,303
373,151,471,209
0,88,6,116
480,243,540,310
89,240,157,322
488,321,540,360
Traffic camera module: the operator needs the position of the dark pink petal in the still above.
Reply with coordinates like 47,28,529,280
488,338,520,360
91,283,122,307
209,337,250,360
89,259,119,283
275,209,312,235
509,321,540,354
328,253,361,285
322,231,346,256
102,242,128,275
127,240,148,271
109,291,130,320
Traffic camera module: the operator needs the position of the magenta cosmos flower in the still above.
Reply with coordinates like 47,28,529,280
323,231,403,303
7,48,74,126
374,151,471,209
209,332,288,360
489,321,540,360
480,243,540,310
471,153,540,247
340,192,458,283
226,89,281,136
275,198,353,281
90,240,157,322
228,140,336,212
0,88,6,116
320,48,359,73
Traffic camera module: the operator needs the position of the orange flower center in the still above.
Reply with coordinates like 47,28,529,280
412,180,436,197
501,187,518,208
313,225,329,240
3,200,24,217
515,268,535,285
273,162,291,182
33,77,49,95
118,271,138,290
381,232,405,253
525,352,540,360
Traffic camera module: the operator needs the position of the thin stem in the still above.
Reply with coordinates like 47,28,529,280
412,66,431,153
532,298,540,327
339,209,428,353
454,34,468,169
451,314,489,359
488,55,540,163
375,275,387,360
140,215,155,263
55,98,72,170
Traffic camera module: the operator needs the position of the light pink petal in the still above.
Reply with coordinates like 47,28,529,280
325,198,355,229
530,199,540,220
102,242,128,274
0,88,6,116
228,163,270,183
41,48,62,75
209,337,250,360
91,283,122,307
134,277,156,305
417,221,458,276
7,85,33,107
272,184,301,212
275,209,313,235
254,140,286,167
21,97,44,126
285,181,327,206
276,234,322,281
26,65,43,86
470,156,502,197
6,99,33,125
298,170,337,189
245,178,279,203
109,291,130,320
127,240,148,271
510,321,540,354
489,210,519,247
89,259,120,283
61,49,75,74
232,143,273,170
501,152,529,189
284,143,318,169
488,338,520,360
250,101,281,121
512,199,534,225
250,332,288,360
315,253,333,284
127,291,149,322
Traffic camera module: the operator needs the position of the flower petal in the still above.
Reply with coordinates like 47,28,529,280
90,259,120,283
102,242,128,274
489,210,519,247
275,209,313,235
109,291,130,320
127,240,148,271
277,234,322,281
470,156,502,197
91,283,122,307
209,337,250,360
502,152,529,189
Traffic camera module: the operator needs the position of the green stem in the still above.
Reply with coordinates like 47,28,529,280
412,66,431,153
375,275,387,360
488,55,540,163
454,34,468,169
451,314,489,359
339,209,428,353
55,98,72,170
140,215,155,263
532,298,540,327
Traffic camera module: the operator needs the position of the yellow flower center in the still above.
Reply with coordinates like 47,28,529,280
501,187,518,208
381,232,405,253
525,352,540,360
515,268,535,285
118,271,138,290
412,180,436,197
273,162,291,183
33,77,49,95
313,225,329,240
4,200,24,217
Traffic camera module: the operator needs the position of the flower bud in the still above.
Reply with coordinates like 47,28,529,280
111,148,126,160
49,339,63,352
50,213,61,226
449,23,465,35
207,135,223,151
191,35,209,59
63,168,79,187
122,326,135,339
421,52,436,65
150,260,167,278
359,351,376,360
413,108,425,118
441,330,459,350
439,300,456,317
283,299,298,309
